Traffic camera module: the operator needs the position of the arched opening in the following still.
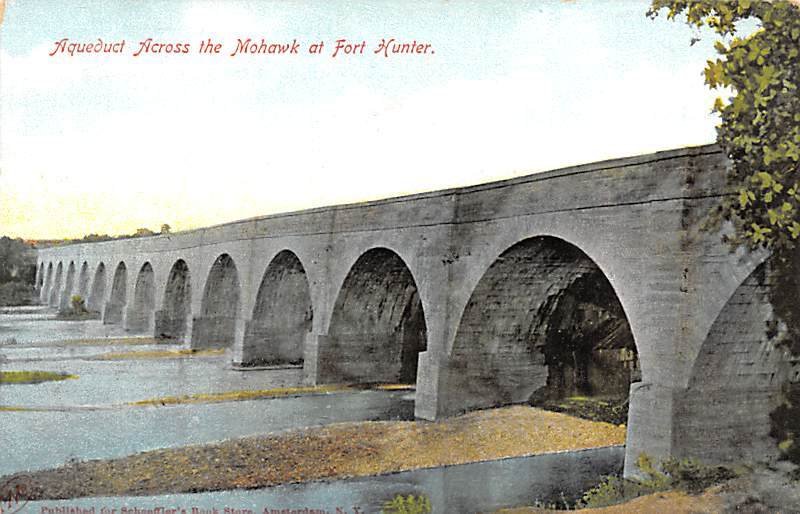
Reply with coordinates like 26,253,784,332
41,263,53,303
156,259,191,341
243,250,312,366
322,248,427,384
446,236,638,420
103,262,128,325
77,262,90,299
87,263,106,313
58,262,77,313
192,254,240,349
127,262,155,333
680,257,799,465
49,262,63,307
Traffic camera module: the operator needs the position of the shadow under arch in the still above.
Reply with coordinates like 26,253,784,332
103,262,128,325
42,262,53,303
77,262,90,299
679,256,799,465
37,263,45,291
319,247,427,385
192,253,241,349
88,262,107,313
156,259,192,341
49,262,63,307
58,261,77,312
444,235,639,417
127,262,155,333
241,250,312,366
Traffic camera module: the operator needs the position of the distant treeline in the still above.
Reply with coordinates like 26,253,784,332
0,225,172,305
37,224,172,248
0,237,37,306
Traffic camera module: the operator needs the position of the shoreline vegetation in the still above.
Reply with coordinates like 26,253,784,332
128,383,358,406
1,406,625,500
54,311,101,321
0,337,162,347
0,370,77,385
90,348,224,360
0,383,409,411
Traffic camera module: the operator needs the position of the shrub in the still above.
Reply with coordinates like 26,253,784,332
381,494,432,514
661,457,738,494
577,476,628,509
577,454,738,509
70,295,87,314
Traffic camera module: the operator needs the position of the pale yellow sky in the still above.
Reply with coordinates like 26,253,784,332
0,1,726,240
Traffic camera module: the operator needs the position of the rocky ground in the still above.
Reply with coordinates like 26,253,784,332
499,463,800,513
0,405,625,500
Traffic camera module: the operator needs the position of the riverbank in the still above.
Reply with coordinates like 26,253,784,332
0,336,160,347
498,488,725,513
498,464,800,512
0,370,77,385
3,405,625,500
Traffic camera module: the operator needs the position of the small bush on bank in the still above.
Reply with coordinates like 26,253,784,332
531,395,629,425
576,454,737,509
70,295,87,314
661,456,738,494
57,294,99,320
381,494,431,514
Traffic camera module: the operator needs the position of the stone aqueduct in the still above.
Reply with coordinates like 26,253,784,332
35,145,797,476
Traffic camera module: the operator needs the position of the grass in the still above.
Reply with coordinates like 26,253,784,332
92,348,224,360
374,383,416,391
51,337,162,347
129,383,414,407
0,370,77,385
129,383,354,406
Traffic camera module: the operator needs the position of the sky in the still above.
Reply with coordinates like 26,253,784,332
0,0,740,239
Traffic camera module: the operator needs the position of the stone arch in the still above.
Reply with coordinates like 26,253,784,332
156,259,192,341
103,262,128,325
192,253,241,348
49,262,63,306
242,250,313,366
444,235,638,416
88,263,107,312
320,247,427,384
58,261,77,312
77,262,90,299
678,257,799,465
127,262,155,333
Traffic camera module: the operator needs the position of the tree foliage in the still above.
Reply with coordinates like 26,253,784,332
0,237,36,284
649,0,800,250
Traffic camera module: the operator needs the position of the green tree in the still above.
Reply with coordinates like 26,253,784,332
649,0,800,250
